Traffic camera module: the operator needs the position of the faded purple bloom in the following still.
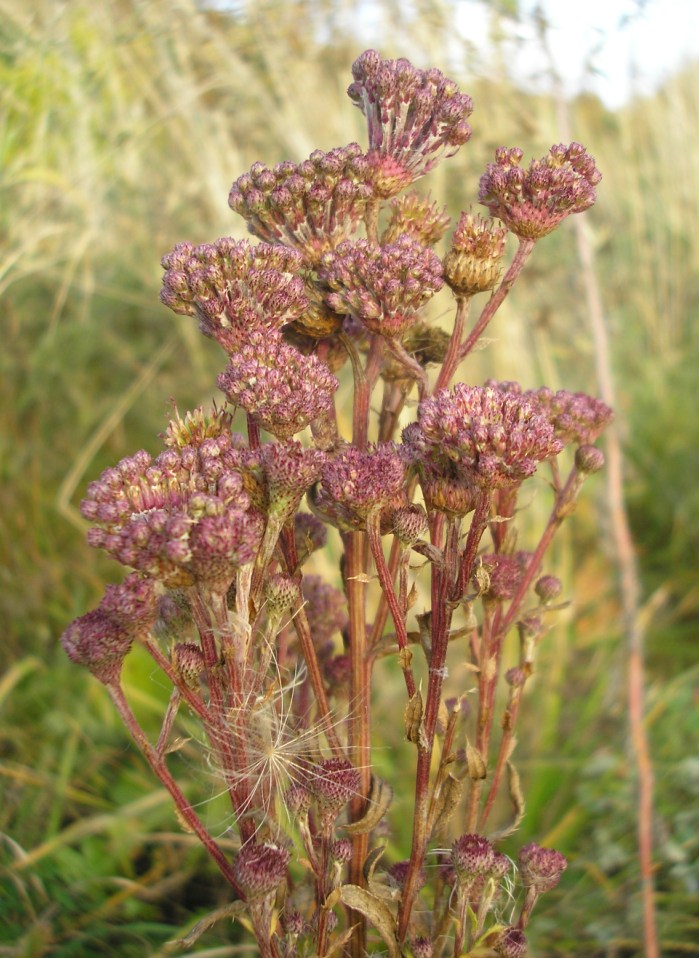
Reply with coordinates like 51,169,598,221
494,927,528,958
61,575,157,684
217,329,338,440
160,238,307,353
444,211,508,296
301,575,348,651
233,841,291,899
307,757,360,817
81,438,261,591
331,839,353,863
315,442,408,527
381,192,451,246
244,441,326,523
228,145,373,264
161,404,237,450
406,383,563,490
525,387,613,446
518,842,567,893
293,512,328,561
348,49,473,196
451,834,496,882
319,235,444,339
479,143,602,239
475,552,531,602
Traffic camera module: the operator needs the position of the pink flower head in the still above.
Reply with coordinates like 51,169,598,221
479,143,602,239
348,50,473,197
451,834,496,882
307,757,360,817
228,145,373,264
494,927,528,958
217,329,338,440
253,441,326,523
81,437,262,591
524,386,613,446
315,442,408,527
475,551,532,602
233,841,291,899
408,383,563,490
518,842,568,893
319,235,443,339
160,238,307,353
61,574,157,684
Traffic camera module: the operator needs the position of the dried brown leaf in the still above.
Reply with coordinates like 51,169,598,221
336,885,400,958
343,776,393,836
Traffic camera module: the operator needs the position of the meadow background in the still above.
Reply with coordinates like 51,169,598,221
1,0,698,955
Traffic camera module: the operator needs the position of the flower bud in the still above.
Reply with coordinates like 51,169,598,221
575,444,605,474
451,834,495,883
494,927,528,958
534,574,562,602
518,842,567,893
233,841,291,899
172,642,206,687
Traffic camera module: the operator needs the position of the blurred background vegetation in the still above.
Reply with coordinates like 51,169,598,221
1,0,697,954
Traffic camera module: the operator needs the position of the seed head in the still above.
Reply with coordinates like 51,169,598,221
217,329,338,440
479,143,601,239
319,235,444,339
348,50,473,196
381,192,451,246
444,212,508,296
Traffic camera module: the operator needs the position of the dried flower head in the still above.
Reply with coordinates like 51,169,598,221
319,235,443,339
479,143,602,239
407,383,563,490
348,49,473,197
444,212,508,296
160,238,307,353
494,927,528,958
315,442,408,527
228,145,373,264
475,552,531,602
518,842,567,893
233,841,291,899
217,329,338,440
161,404,236,450
381,192,451,246
81,439,261,590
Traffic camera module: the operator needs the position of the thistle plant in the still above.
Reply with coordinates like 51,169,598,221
62,49,610,957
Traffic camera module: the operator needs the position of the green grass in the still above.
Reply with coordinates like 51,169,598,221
1,1,698,954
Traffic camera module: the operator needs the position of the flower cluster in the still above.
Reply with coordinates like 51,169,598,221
81,438,261,591
217,329,338,439
313,442,408,528
61,574,156,684
228,145,373,264
405,383,563,492
479,143,602,239
319,235,444,339
348,49,473,196
160,238,307,352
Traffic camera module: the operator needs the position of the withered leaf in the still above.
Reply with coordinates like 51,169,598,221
343,776,394,836
168,901,246,950
336,885,401,958
430,772,463,837
488,761,526,841
404,689,428,749
465,739,488,780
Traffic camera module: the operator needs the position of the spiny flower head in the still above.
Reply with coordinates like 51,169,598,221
243,441,326,522
81,438,262,590
228,145,373,264
319,235,444,339
161,403,237,450
233,841,291,899
348,49,473,197
381,192,451,246
217,329,338,440
315,442,408,526
479,143,602,240
171,641,206,687
307,757,361,819
160,237,307,352
518,842,568,893
407,383,563,489
61,574,157,684
451,833,496,882
444,211,508,296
